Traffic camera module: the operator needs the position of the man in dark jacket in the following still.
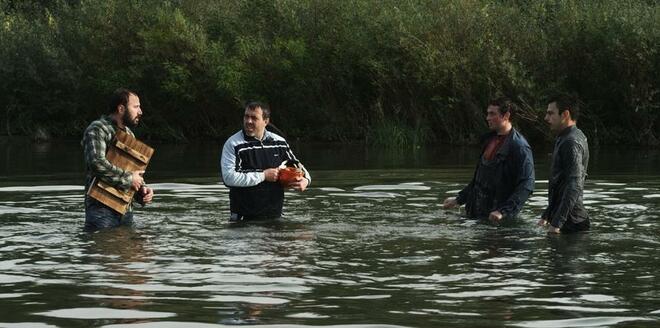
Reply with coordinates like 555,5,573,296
538,94,590,233
443,97,535,222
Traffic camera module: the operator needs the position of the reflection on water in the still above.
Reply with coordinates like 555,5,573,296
35,307,175,319
102,324,409,328
0,177,658,327
0,142,660,327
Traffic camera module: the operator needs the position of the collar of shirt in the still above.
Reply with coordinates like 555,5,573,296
242,129,273,142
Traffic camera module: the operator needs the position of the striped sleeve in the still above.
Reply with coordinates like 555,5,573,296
220,133,265,187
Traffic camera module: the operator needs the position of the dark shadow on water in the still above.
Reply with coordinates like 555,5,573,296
76,226,155,326
225,218,286,229
441,208,534,229
224,217,312,232
546,231,591,257
542,232,593,299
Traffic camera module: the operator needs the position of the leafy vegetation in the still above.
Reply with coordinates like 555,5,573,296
1,0,658,146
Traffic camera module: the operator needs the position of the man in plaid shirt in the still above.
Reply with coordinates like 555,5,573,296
82,88,154,230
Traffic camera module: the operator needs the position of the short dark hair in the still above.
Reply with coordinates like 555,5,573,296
108,88,137,114
245,101,271,120
548,93,580,121
488,97,515,118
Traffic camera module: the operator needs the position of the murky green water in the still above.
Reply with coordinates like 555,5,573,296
1,138,659,327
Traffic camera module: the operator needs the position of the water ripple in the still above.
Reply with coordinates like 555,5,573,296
0,176,658,326
510,316,654,328
34,307,176,319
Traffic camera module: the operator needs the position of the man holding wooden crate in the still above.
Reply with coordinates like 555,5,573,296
82,88,154,231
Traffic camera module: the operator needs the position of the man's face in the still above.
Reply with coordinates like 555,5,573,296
544,102,564,133
243,107,269,139
122,94,142,128
486,105,507,131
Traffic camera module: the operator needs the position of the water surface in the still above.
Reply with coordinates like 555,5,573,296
0,139,659,327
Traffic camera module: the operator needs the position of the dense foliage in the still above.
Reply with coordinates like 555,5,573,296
1,0,658,146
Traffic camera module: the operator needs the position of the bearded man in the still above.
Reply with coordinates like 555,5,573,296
82,88,154,230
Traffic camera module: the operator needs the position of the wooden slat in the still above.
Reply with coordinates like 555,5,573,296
96,180,133,202
87,129,154,215
115,140,149,164
88,182,130,214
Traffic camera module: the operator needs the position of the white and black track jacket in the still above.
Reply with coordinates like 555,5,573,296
220,129,311,219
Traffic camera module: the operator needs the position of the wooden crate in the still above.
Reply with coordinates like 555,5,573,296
87,129,154,215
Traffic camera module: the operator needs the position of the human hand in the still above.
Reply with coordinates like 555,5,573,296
131,170,145,191
443,197,458,209
489,210,503,222
287,177,309,192
140,186,154,204
547,226,561,234
264,168,280,182
538,219,560,233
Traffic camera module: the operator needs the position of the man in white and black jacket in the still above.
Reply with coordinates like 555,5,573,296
220,102,311,222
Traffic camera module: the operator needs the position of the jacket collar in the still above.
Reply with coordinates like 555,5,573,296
242,129,272,142
101,114,132,134
558,125,577,138
101,114,115,127
481,128,519,158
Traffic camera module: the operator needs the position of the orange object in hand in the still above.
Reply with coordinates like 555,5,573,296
278,167,304,186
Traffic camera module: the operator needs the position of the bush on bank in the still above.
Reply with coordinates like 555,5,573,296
0,0,658,146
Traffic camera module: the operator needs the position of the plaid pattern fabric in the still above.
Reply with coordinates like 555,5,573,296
82,115,134,197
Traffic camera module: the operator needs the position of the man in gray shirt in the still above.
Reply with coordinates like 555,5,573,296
538,94,590,233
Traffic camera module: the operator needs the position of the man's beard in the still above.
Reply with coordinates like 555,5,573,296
122,111,139,128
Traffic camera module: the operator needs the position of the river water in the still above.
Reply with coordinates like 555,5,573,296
0,138,659,327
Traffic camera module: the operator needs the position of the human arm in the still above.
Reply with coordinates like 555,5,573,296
539,198,552,226
540,206,550,222
220,138,276,187
538,204,552,230
497,144,535,219
443,178,474,209
282,141,311,191
454,179,474,206
83,124,134,190
549,141,585,229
